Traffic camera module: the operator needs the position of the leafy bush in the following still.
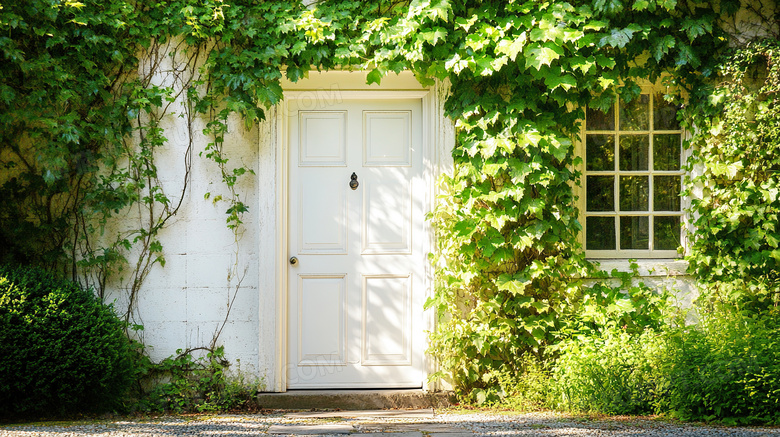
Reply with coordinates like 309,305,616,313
492,355,553,411
539,273,669,413
0,265,134,419
544,300,780,424
654,306,780,424
549,326,660,415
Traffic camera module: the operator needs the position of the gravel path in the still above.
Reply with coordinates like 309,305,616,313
1,411,779,437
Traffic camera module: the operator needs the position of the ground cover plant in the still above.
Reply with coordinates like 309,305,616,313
131,346,264,414
1,0,779,421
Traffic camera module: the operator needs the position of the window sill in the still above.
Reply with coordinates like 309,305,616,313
588,258,689,277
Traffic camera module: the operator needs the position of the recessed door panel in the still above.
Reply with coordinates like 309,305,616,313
362,178,411,254
362,275,411,366
298,275,347,366
299,111,347,166
298,172,347,254
364,111,412,166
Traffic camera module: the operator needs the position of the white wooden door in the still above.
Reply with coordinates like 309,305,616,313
286,97,425,388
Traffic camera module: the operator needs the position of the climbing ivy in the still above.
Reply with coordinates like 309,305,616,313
1,0,758,402
685,38,780,311
384,0,729,399
0,0,145,271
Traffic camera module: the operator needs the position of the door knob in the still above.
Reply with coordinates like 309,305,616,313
289,256,298,265
349,172,359,190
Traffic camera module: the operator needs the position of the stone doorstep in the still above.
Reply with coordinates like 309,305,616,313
258,390,455,411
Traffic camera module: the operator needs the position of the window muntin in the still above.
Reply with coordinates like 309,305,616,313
583,92,683,257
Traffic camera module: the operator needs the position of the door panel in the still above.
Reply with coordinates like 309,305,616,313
287,97,424,388
362,274,411,366
364,111,412,166
299,111,347,166
298,173,347,254
362,178,411,254
298,275,347,366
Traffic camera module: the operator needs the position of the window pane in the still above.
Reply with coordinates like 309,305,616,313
587,216,616,250
654,93,680,130
586,105,615,131
619,134,649,171
619,176,649,211
654,176,681,211
653,134,681,170
587,176,614,211
620,216,649,250
654,216,681,250
586,134,615,171
620,94,649,131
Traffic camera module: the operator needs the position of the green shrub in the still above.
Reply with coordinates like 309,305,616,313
493,355,553,411
549,326,660,415
544,302,780,424
0,265,134,419
654,307,780,424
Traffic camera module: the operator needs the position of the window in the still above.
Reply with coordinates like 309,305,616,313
583,92,683,258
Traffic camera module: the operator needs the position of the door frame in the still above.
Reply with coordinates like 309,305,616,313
271,71,447,392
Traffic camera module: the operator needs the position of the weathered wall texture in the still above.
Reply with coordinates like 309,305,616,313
721,0,778,44
102,43,263,379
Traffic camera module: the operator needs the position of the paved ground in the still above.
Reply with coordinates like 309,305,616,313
1,409,779,436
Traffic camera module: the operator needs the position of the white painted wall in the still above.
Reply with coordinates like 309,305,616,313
102,42,263,381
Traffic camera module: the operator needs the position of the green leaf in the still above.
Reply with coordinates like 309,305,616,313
652,35,676,61
544,73,577,91
583,20,608,31
659,0,677,9
594,0,625,14
569,55,596,73
497,273,531,295
675,42,700,67
548,137,572,161
454,14,478,31
476,56,495,76
420,27,447,45
495,34,527,61
453,220,478,237
529,18,563,42
599,27,636,48
682,17,712,41
366,68,383,85
524,43,563,70
595,54,617,69
428,0,452,22
475,389,487,405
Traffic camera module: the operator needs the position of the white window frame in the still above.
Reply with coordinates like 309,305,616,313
577,84,691,260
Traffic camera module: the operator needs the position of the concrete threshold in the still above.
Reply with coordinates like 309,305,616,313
257,389,455,410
